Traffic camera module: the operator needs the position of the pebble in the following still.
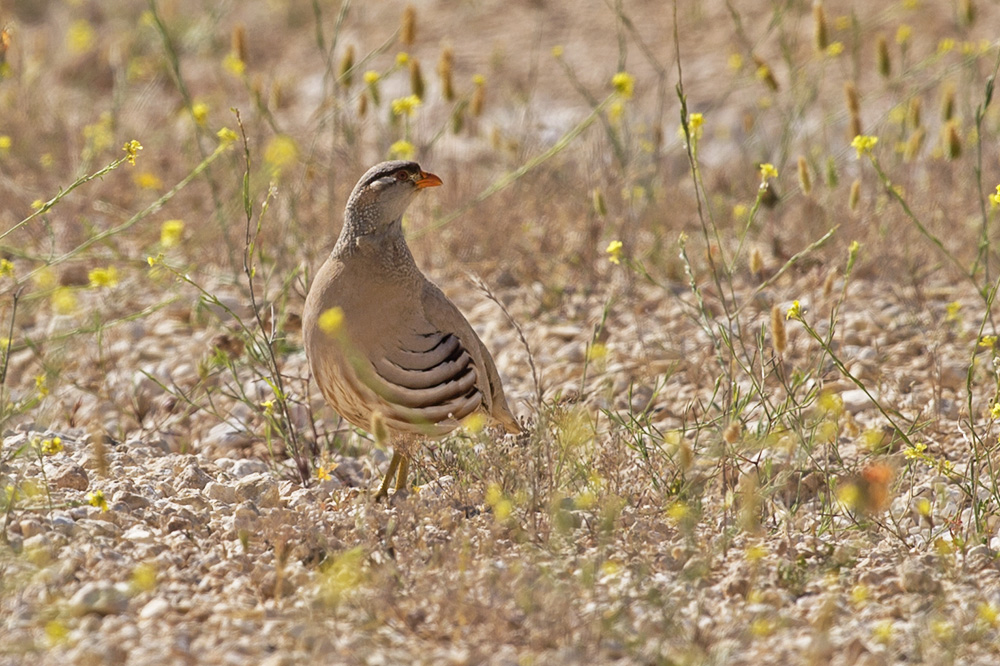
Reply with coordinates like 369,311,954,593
68,581,131,616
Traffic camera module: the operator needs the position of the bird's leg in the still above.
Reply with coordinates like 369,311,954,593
374,450,402,501
394,455,410,493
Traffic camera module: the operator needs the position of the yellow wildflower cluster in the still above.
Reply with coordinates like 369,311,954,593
123,140,143,165
161,219,185,247
391,95,422,117
612,72,635,99
851,135,878,158
606,240,623,265
88,266,119,289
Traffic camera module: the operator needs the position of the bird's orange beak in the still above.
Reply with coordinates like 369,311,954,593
415,170,443,189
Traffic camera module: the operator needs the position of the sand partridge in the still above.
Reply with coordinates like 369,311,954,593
303,160,520,499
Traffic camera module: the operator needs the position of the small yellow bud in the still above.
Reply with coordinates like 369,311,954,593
606,240,623,265
611,71,635,99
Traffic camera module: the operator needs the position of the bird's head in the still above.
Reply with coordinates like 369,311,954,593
345,160,442,234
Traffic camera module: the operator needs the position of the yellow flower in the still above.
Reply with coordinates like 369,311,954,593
786,300,802,320
732,203,748,220
759,163,778,182
980,334,998,348
264,135,299,172
395,52,409,66
217,127,238,146
608,100,625,125
989,185,1000,208
83,113,115,155
318,307,344,335
991,403,1000,420
66,20,95,55
727,53,743,71
122,140,143,166
160,219,185,247
872,620,893,644
978,603,999,626
462,413,486,434
363,70,380,85
825,41,844,57
191,101,209,126
147,254,163,267
612,72,635,99
223,52,245,76
316,463,337,481
389,140,415,160
606,239,623,264
88,266,119,289
937,38,955,54
0,259,13,278
51,287,78,314
260,399,274,415
945,300,961,322
684,112,704,140
390,95,422,117
851,135,878,158
86,490,108,512
133,171,162,190
472,74,486,86
35,374,48,397
0,135,10,153
587,342,608,362
551,45,564,58
896,25,912,45
38,437,63,456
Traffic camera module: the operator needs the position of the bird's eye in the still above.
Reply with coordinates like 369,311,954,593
395,170,410,181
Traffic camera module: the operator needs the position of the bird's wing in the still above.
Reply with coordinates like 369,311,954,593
415,281,520,433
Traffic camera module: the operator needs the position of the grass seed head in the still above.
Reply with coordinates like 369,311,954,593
849,179,861,212
797,156,812,195
232,24,246,64
904,127,925,161
409,58,424,100
470,74,486,117
876,34,891,78
401,4,416,46
753,54,779,91
940,83,955,121
813,3,829,52
338,45,355,88
438,46,455,101
943,121,962,159
771,304,787,355
750,246,764,277
907,96,922,128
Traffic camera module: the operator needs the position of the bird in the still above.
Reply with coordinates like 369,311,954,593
303,160,520,500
